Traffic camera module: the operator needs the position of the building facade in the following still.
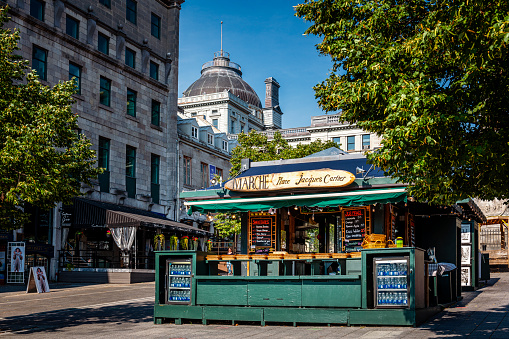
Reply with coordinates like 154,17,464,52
3,0,185,280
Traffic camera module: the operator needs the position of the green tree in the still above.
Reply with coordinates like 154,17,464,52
0,8,101,230
229,130,337,177
213,213,241,238
296,0,509,204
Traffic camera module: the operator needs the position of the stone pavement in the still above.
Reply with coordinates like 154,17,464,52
0,274,508,338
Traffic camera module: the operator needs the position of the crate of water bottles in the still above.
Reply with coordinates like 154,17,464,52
377,291,408,306
169,290,191,302
377,262,407,276
169,264,191,276
170,276,191,288
377,276,407,290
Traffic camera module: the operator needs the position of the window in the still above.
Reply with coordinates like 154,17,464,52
191,126,198,138
212,119,218,129
362,134,371,150
98,137,110,193
151,13,161,39
126,146,136,198
66,16,79,39
332,137,341,148
151,100,161,126
347,136,355,151
207,133,214,145
30,0,45,21
240,123,245,133
99,0,111,8
200,163,208,188
68,62,81,95
149,61,159,80
151,154,160,204
230,121,235,134
98,33,109,55
127,89,137,117
32,46,47,81
222,140,228,152
216,168,223,180
126,0,137,25
125,48,135,68
212,109,218,114
99,77,111,106
183,156,192,186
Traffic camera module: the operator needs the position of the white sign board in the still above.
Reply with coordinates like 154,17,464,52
26,266,50,293
11,245,25,273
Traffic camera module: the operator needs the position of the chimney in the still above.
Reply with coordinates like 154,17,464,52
264,77,280,108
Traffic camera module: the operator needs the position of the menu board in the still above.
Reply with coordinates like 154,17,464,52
344,209,366,240
251,217,273,248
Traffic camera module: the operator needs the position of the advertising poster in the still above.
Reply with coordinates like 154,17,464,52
461,245,471,266
10,246,25,273
461,267,471,287
0,252,5,272
26,266,50,293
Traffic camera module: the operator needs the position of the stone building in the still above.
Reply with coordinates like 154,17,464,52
2,0,206,282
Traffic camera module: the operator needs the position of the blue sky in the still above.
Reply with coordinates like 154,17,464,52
178,1,334,129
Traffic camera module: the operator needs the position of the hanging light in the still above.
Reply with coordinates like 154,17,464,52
294,206,299,210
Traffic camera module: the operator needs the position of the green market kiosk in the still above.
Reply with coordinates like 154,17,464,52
154,154,486,326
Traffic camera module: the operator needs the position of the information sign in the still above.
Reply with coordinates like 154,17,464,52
251,218,273,247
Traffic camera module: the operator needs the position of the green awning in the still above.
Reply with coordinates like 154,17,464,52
185,188,407,214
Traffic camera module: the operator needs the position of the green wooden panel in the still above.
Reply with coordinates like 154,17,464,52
350,309,415,326
203,306,263,321
346,258,362,275
196,279,247,306
154,304,203,320
302,279,361,308
263,307,348,324
248,280,301,306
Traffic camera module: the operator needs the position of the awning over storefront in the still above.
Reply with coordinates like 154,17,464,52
185,187,407,214
69,198,210,236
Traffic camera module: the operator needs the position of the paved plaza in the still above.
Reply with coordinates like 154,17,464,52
1,273,508,338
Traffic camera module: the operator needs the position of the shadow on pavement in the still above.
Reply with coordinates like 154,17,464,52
0,300,153,335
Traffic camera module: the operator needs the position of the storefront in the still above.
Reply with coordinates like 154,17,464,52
154,153,485,326
58,198,211,283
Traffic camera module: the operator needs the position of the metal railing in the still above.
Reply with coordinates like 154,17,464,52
480,228,507,251
58,249,155,270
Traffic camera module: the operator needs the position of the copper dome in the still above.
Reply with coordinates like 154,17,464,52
182,51,262,108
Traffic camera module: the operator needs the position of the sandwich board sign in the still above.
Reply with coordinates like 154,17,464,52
26,266,50,293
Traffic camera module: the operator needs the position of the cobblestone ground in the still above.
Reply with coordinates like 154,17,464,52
0,273,508,338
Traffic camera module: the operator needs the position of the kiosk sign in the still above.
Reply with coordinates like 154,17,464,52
251,218,273,247
225,168,355,192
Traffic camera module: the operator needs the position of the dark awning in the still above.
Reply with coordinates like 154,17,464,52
70,198,210,236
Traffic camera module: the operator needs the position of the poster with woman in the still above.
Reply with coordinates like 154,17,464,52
11,246,25,272
26,266,50,293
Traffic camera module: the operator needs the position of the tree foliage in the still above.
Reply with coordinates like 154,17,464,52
229,130,338,177
213,213,241,238
0,8,101,230
296,0,509,204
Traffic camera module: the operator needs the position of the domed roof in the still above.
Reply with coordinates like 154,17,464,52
182,51,262,108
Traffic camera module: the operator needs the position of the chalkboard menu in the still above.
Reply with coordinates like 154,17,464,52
251,217,273,248
344,209,366,240
343,208,366,252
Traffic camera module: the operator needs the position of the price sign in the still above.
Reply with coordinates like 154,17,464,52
344,209,366,240
251,217,273,247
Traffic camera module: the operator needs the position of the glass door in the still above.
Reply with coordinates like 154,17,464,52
166,259,192,304
374,257,409,308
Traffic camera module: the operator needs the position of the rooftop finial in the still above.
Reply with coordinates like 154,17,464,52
220,21,223,56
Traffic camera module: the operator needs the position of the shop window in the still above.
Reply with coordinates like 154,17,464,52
151,13,161,39
30,0,45,21
151,100,161,126
98,137,110,193
347,136,355,151
184,156,192,186
216,168,223,180
99,77,111,106
68,62,81,95
362,134,371,150
126,146,136,198
127,89,137,117
98,33,109,55
200,162,208,188
126,0,137,25
99,0,111,8
151,154,160,204
125,47,136,68
66,16,79,39
32,46,47,81
150,61,159,80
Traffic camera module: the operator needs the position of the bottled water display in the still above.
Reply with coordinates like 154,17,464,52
376,260,409,307
168,262,192,302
